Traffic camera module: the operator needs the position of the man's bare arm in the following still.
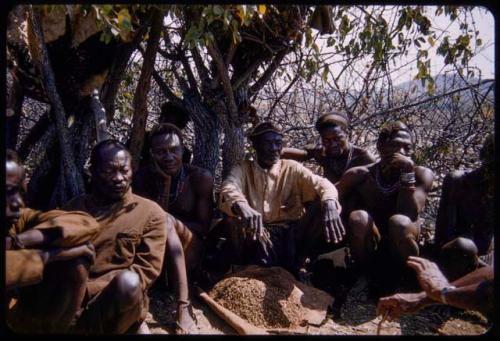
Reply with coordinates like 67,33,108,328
281,147,312,162
396,166,434,221
180,169,214,237
6,228,60,250
335,166,369,200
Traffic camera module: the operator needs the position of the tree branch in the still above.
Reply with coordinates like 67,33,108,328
249,47,289,97
206,41,239,123
151,68,183,107
100,22,149,122
129,8,164,171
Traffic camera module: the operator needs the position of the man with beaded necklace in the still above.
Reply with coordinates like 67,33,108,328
282,112,375,184
335,121,434,295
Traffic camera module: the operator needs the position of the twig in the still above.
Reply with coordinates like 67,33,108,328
377,311,388,335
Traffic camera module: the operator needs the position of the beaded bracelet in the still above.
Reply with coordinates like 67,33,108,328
400,171,416,185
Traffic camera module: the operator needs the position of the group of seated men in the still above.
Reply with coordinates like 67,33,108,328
5,112,494,334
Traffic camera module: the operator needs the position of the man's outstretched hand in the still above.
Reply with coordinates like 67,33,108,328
322,199,345,244
376,292,427,321
407,256,451,302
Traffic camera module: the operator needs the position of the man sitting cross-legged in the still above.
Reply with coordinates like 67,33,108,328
6,149,99,334
218,121,345,279
63,140,190,334
336,121,434,296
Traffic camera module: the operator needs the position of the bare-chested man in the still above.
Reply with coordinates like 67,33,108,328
282,113,375,184
6,149,98,333
434,134,494,281
133,123,214,278
336,121,434,295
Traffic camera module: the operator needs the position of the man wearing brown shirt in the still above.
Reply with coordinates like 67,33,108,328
6,150,98,333
219,122,345,277
63,140,169,334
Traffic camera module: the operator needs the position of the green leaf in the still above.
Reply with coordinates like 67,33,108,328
327,37,336,47
213,5,223,16
102,5,113,15
312,42,320,54
321,65,330,82
117,8,131,28
427,36,435,47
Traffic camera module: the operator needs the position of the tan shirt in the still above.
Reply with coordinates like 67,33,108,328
64,190,167,297
219,159,341,224
6,208,100,291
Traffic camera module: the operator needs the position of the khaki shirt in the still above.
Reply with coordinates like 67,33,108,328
6,250,44,291
219,159,341,224
6,208,99,291
64,190,167,297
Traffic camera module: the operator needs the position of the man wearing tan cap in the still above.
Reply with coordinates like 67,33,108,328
218,121,345,277
282,113,375,184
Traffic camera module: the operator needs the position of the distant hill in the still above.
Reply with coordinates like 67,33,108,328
394,73,494,101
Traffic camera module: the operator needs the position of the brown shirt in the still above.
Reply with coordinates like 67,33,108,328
219,159,341,224
64,190,167,297
6,208,99,291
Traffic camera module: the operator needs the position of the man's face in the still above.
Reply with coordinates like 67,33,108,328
92,147,132,201
6,160,25,226
253,132,283,169
319,126,349,157
150,132,183,176
378,130,412,161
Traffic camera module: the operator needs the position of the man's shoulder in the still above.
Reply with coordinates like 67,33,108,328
132,193,164,213
415,165,434,179
186,164,213,181
352,145,376,163
280,158,306,170
346,163,372,176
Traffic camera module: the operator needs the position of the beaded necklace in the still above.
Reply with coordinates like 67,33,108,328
374,163,400,196
154,161,187,210
168,163,187,206
328,144,353,176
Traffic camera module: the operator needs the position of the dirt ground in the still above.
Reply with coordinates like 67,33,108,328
145,275,491,335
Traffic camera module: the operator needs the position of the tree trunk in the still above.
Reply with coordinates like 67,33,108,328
18,110,51,160
6,71,24,150
90,90,110,142
184,93,220,175
222,124,245,179
129,8,163,171
30,6,84,205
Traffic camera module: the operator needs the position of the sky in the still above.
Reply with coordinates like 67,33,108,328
316,6,495,89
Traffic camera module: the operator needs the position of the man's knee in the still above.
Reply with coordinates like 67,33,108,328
388,214,418,241
112,271,143,308
349,210,371,231
442,237,478,255
440,237,479,280
440,237,478,266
